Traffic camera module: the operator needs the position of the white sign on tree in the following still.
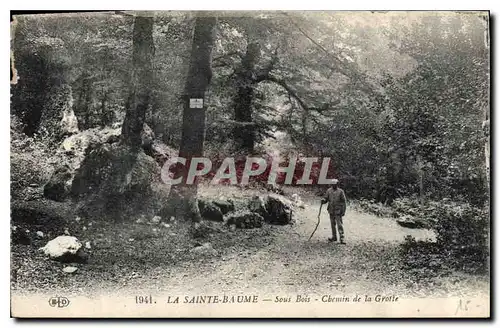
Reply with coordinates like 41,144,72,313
189,98,204,109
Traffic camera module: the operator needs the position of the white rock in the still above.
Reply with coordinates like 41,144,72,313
40,236,82,259
169,216,175,222
128,238,135,242
64,228,70,235
85,241,91,249
82,226,87,231
162,223,171,228
62,266,78,274
190,242,218,256
36,231,44,238
75,217,81,222
151,216,161,224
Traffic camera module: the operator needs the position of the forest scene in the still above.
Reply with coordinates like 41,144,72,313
10,11,490,309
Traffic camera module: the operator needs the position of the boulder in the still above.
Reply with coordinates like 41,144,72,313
43,164,73,201
396,215,427,229
265,194,293,225
291,193,306,209
61,127,121,152
40,236,88,263
266,183,285,195
59,127,121,173
71,143,160,198
225,211,264,229
212,199,235,215
151,215,162,224
148,140,176,166
248,195,268,217
198,199,224,222
62,266,78,274
190,242,218,256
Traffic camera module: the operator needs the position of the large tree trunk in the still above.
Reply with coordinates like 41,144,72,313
416,155,425,204
233,41,260,153
166,15,217,222
483,110,490,198
76,73,93,129
121,15,154,150
11,17,72,140
482,20,490,205
70,15,158,220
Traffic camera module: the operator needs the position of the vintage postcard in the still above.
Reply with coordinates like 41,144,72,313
10,10,490,318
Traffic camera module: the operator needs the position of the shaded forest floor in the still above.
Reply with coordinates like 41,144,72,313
11,186,489,300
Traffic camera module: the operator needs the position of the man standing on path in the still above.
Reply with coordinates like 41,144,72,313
321,179,347,244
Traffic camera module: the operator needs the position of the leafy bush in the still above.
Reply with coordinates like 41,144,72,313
432,203,489,264
11,116,58,199
400,199,489,274
354,199,396,218
357,195,489,273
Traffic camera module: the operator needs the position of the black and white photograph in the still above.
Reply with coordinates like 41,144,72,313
9,10,490,318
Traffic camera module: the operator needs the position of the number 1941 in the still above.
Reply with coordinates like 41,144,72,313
135,295,154,304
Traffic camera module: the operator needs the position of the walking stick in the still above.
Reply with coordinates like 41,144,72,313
308,203,323,241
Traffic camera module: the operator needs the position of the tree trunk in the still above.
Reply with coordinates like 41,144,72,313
121,15,154,150
482,21,490,205
301,110,308,147
79,75,93,129
483,111,490,198
166,15,217,222
416,155,424,204
233,41,260,153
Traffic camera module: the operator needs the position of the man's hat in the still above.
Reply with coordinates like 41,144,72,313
332,179,339,185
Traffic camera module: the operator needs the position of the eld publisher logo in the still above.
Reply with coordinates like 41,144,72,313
49,296,70,308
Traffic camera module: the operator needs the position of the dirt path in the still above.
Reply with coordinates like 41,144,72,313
12,195,489,302
114,200,486,300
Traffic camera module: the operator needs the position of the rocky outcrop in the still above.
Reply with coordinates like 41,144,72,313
43,164,73,201
248,195,268,218
198,199,224,222
71,143,160,198
264,194,293,225
225,211,264,229
396,215,427,229
212,199,235,215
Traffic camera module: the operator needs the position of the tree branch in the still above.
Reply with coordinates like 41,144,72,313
282,12,375,95
263,75,340,113
212,51,242,63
